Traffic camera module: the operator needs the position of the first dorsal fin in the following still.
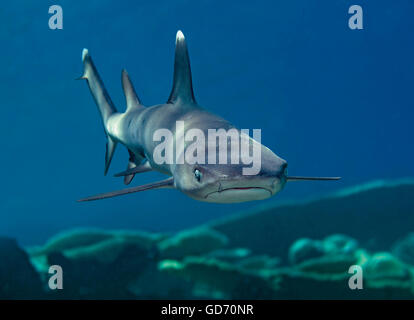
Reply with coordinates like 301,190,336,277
167,30,196,104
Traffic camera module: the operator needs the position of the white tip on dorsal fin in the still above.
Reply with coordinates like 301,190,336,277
167,30,196,104
122,69,143,111
176,30,185,42
82,48,89,62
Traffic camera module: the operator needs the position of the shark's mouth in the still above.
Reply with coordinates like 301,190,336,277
204,186,273,203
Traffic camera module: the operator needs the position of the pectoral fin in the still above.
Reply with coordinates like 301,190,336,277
77,177,174,202
287,176,341,181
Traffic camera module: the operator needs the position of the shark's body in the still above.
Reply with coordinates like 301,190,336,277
78,31,340,203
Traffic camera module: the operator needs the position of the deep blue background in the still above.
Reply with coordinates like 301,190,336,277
1,0,413,245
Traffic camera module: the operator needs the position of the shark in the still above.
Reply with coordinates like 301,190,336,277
77,30,340,203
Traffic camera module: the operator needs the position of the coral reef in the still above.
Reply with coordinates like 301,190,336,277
157,228,228,260
159,256,278,299
0,237,43,299
392,233,414,266
3,227,414,299
288,238,325,265
1,180,414,299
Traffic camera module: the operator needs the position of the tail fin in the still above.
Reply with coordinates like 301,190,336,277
79,48,118,175
80,49,117,125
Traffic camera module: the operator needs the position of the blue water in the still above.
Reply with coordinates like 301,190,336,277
1,0,413,245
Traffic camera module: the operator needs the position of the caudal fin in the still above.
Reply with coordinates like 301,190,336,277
79,48,118,175
79,49,117,124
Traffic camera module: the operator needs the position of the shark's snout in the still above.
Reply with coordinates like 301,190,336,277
277,161,288,179
204,181,273,203
202,165,287,204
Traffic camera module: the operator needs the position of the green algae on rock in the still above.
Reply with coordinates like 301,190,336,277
392,233,414,266
157,228,229,260
158,256,277,299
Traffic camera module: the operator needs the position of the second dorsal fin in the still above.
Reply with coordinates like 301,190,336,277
167,30,196,104
122,69,143,111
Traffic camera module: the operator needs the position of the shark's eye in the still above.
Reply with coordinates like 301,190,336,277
194,169,202,182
